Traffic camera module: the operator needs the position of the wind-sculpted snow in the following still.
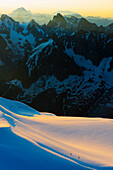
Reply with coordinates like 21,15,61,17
0,97,113,170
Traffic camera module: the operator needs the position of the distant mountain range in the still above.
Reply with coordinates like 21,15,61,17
0,7,112,26
86,16,113,27
9,7,51,25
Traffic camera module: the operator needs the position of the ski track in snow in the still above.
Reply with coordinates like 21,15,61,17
0,97,113,170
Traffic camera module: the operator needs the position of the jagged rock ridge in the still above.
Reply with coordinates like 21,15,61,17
0,14,113,118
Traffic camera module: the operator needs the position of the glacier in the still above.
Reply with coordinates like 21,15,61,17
0,97,113,170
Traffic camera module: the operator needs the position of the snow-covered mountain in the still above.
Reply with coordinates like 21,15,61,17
0,97,113,169
0,14,44,56
0,14,113,118
0,16,43,56
0,14,45,81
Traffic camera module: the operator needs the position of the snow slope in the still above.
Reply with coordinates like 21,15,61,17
0,97,113,170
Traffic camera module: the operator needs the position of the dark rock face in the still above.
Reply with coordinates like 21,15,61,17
29,45,83,81
0,14,113,118
47,14,104,34
48,13,67,29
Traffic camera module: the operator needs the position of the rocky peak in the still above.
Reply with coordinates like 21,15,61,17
47,13,67,29
1,14,15,24
28,19,37,27
53,13,67,24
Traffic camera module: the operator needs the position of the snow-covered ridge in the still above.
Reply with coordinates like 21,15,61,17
27,39,53,76
0,97,113,169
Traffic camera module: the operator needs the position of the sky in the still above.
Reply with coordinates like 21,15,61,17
0,0,113,18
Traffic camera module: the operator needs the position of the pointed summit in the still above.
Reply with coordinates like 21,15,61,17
48,13,67,28
12,7,28,12
15,7,27,11
29,19,37,25
10,7,31,16
53,13,66,23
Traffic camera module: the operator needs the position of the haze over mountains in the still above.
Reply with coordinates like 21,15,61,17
1,7,113,26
